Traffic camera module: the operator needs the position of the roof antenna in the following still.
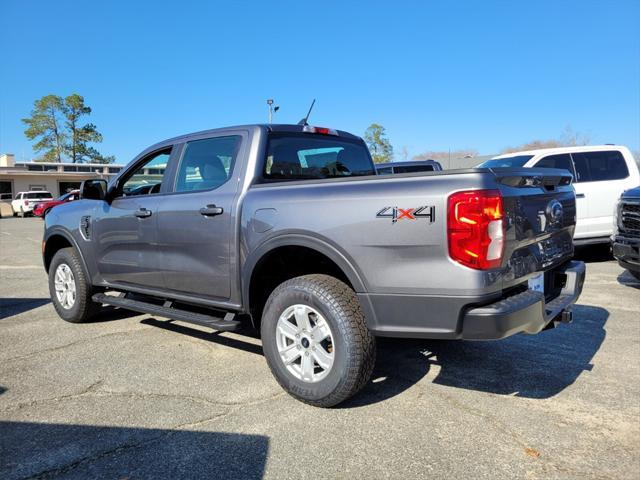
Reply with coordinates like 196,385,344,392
298,99,316,126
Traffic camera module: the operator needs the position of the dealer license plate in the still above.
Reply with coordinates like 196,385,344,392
528,273,544,293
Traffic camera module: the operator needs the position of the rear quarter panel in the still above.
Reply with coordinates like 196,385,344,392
241,171,501,297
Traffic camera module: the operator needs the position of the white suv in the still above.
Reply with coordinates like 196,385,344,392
480,146,640,244
11,191,54,217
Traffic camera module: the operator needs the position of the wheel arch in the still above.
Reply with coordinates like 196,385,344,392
43,229,88,275
243,234,367,327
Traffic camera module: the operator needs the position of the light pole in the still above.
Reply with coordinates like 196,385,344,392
267,99,279,123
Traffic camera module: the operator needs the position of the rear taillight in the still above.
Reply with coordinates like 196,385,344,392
447,189,505,270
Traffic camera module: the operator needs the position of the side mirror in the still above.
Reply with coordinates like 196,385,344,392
80,179,108,201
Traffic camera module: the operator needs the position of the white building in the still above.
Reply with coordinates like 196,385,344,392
0,153,124,198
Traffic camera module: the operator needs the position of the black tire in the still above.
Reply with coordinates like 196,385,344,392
261,274,376,407
630,269,640,281
49,247,101,323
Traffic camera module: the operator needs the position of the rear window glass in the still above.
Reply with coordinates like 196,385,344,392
571,150,629,182
26,192,52,199
263,134,374,180
478,155,534,168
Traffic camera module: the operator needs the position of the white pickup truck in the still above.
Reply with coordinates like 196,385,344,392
480,145,640,245
11,191,54,217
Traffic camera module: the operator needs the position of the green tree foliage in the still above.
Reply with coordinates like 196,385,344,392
64,94,103,163
364,123,393,164
23,94,114,163
22,95,66,162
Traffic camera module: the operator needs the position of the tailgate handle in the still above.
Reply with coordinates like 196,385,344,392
200,205,224,217
576,193,585,199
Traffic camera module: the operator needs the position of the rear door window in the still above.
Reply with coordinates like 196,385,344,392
174,136,242,192
571,150,629,182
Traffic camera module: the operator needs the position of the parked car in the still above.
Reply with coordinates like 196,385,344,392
43,123,585,407
376,159,442,175
11,191,54,217
478,145,640,245
612,186,640,280
33,190,80,218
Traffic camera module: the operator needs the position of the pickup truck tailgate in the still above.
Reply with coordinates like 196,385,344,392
494,168,576,287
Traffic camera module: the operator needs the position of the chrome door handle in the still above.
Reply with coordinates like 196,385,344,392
576,193,585,199
134,208,152,218
200,205,224,216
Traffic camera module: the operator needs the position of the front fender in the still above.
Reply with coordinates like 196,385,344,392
43,227,89,277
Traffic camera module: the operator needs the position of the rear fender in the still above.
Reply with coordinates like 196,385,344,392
241,233,367,307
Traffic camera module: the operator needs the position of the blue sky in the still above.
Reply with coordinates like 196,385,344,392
1,0,639,164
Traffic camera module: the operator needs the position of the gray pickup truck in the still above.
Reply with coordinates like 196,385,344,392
43,123,585,407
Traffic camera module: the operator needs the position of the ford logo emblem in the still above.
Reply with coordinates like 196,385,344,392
546,199,564,225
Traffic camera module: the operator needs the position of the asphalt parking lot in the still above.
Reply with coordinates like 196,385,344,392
0,217,638,479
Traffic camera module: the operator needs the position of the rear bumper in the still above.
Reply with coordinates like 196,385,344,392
359,260,586,340
612,234,640,273
461,261,585,339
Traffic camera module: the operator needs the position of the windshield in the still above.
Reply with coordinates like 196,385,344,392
263,133,375,180
58,192,72,201
477,155,534,168
26,192,53,199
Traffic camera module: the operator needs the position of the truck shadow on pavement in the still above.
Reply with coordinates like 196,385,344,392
0,298,50,320
141,318,264,355
616,270,640,289
138,305,608,407
0,421,268,480
344,304,608,407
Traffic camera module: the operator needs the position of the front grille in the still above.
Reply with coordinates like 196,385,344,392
620,201,640,237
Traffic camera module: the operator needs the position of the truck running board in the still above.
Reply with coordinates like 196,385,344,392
92,293,241,332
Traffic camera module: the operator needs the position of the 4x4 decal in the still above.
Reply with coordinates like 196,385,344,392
376,206,435,224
